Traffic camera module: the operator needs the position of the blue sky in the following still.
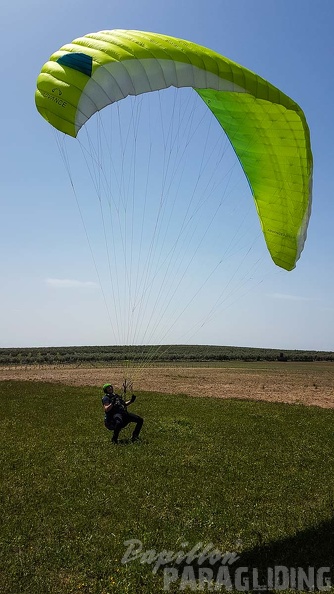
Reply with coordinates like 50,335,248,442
1,0,333,351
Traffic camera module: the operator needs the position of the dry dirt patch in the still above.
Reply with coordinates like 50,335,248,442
1,363,333,408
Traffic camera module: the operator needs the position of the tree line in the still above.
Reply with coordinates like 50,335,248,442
0,344,333,366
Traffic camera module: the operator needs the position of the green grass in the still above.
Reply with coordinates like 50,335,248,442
1,381,334,593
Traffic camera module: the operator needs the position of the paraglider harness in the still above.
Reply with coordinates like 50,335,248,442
102,380,133,429
107,394,127,415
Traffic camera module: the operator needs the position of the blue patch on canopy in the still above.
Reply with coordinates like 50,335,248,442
57,53,93,77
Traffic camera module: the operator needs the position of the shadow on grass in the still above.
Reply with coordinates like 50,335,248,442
162,518,334,591
111,437,146,446
240,516,334,571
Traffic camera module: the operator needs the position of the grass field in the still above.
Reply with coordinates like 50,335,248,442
1,379,334,593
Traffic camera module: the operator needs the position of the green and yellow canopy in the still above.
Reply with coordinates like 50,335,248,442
35,29,312,271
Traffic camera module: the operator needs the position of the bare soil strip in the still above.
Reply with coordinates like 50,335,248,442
1,362,333,408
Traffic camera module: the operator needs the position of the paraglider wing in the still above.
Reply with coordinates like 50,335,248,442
35,29,312,271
